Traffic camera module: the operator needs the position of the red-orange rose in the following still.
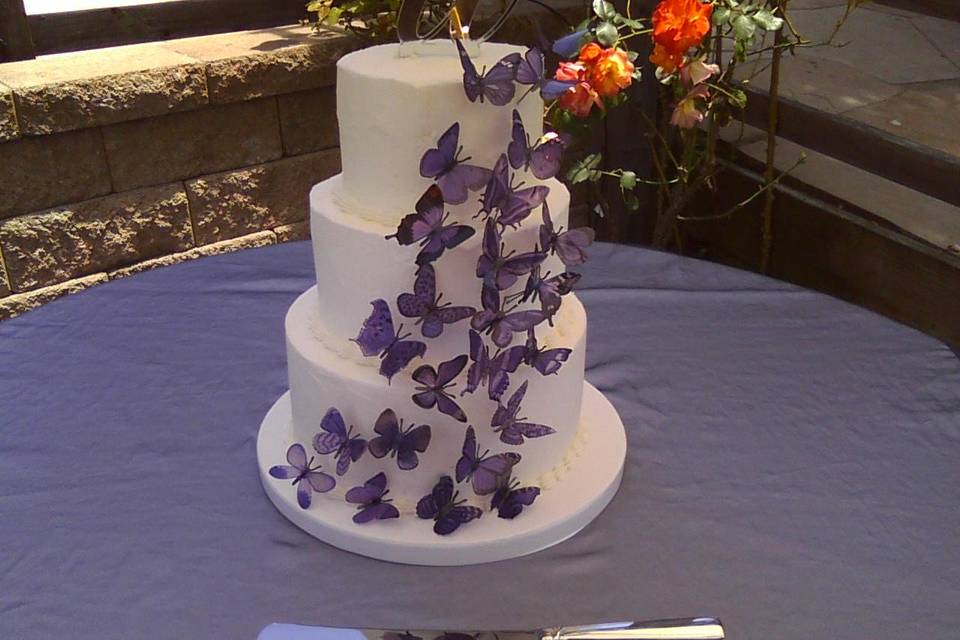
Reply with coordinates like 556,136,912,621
649,43,683,74
555,60,586,83
577,42,603,65
652,0,713,57
588,47,635,97
558,82,604,118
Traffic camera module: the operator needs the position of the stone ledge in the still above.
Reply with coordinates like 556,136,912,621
107,230,276,279
274,221,311,243
0,272,108,321
0,85,18,141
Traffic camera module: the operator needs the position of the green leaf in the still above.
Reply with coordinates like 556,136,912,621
596,21,618,46
752,9,783,31
623,190,641,211
632,67,643,81
619,170,637,190
592,0,617,21
567,153,603,184
712,7,730,25
616,15,645,30
728,87,747,109
625,50,640,62
732,14,756,40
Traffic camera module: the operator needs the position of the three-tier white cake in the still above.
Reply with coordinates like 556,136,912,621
257,40,627,565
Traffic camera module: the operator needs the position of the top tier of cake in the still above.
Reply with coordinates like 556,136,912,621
336,41,544,221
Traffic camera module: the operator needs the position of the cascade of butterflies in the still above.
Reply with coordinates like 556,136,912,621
269,41,595,536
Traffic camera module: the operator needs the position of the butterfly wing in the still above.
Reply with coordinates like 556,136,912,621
296,479,313,509
397,424,431,470
541,79,577,100
304,470,336,494
528,134,564,180
368,409,400,458
479,52,522,106
508,109,528,170
353,299,395,357
417,475,454,519
480,155,511,216
497,487,541,519
345,472,387,505
268,464,299,480
420,124,458,178
533,347,572,375
435,505,483,535
435,391,468,423
456,40,482,102
285,443,308,470
506,380,528,415
380,339,427,381
555,227,596,266
516,47,544,85
473,452,521,495
500,185,551,228
353,502,400,524
397,264,435,320
517,422,556,439
313,408,347,454
456,426,478,483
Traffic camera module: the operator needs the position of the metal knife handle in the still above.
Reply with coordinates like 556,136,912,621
541,617,724,640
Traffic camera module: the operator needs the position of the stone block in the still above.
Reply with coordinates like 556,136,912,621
278,86,338,156
0,249,10,297
0,272,108,322
0,183,194,292
0,128,112,220
108,230,276,279
186,149,340,245
102,98,283,192
0,43,206,136
274,221,310,243
0,85,19,141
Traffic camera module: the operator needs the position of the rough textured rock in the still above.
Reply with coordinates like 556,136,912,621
108,230,276,279
186,149,340,245
278,86,338,156
0,128,112,220
274,221,311,243
0,184,194,292
0,249,10,297
102,98,283,191
0,86,19,141
0,272,108,321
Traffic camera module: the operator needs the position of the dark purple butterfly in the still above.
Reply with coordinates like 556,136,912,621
367,408,431,471
522,265,581,317
521,328,571,376
479,154,550,228
268,443,336,509
312,407,367,476
387,185,475,265
382,633,423,640
416,475,483,535
553,29,589,59
508,109,564,180
471,284,547,349
491,477,541,519
420,123,493,205
456,38,522,107
539,201,595,266
436,634,478,640
463,329,526,401
476,218,546,291
353,299,427,382
491,380,556,445
456,425,521,495
397,264,475,339
412,354,468,422
345,472,400,524
515,47,578,101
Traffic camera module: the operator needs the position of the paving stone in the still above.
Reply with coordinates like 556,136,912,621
163,26,360,104
0,183,194,292
0,272,108,322
277,86,338,156
912,15,960,70
186,149,340,245
0,128,112,220
0,85,19,141
108,230,276,280
0,43,206,136
102,98,283,192
274,221,311,242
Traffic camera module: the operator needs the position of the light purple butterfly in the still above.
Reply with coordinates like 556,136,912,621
539,201,595,266
456,38,522,107
479,154,550,228
367,408,431,471
352,299,427,382
522,265,581,317
397,264,475,339
345,472,400,524
416,475,483,535
471,284,547,348
515,46,579,102
463,329,526,401
456,425,522,495
553,29,590,59
268,443,336,509
412,354,468,423
420,123,493,205
387,185,475,266
312,407,367,476
491,380,556,445
508,109,564,180
491,477,541,519
476,218,547,291
521,328,572,376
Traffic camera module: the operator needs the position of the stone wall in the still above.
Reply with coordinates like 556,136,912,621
0,26,361,320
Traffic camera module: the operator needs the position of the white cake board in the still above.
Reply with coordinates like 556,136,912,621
257,383,626,566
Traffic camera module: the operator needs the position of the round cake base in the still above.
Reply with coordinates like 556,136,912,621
257,383,626,566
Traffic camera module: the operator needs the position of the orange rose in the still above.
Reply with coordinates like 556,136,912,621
588,47,635,97
652,0,713,58
558,82,604,118
649,43,683,74
577,42,603,65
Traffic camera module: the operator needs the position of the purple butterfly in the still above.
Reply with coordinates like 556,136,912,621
345,472,400,524
521,329,571,376
539,201,595,266
416,475,483,535
508,109,564,180
382,633,422,640
387,185,475,266
516,47,578,101
479,154,550,228
471,284,547,349
476,218,547,291
456,38,522,107
397,264,475,339
312,407,367,476
463,329,526,401
491,380,556,445
353,299,427,382
456,425,521,495
491,477,541,519
522,265,581,317
268,443,336,510
367,408,431,471
420,123,493,205
412,354,468,423
553,29,589,59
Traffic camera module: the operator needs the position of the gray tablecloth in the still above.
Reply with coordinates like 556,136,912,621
2,241,958,640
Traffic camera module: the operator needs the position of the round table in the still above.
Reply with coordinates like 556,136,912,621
2,241,958,640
